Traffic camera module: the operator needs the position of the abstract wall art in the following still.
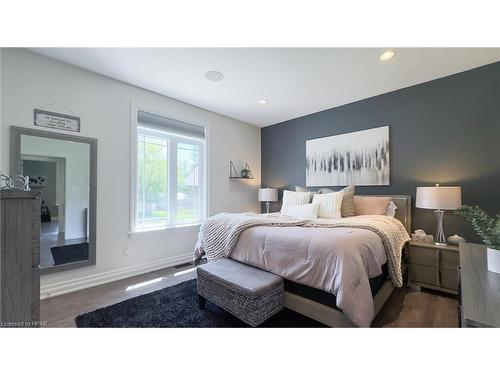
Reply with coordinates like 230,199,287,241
306,126,389,186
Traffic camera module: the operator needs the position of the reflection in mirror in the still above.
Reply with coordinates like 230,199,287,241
21,135,91,270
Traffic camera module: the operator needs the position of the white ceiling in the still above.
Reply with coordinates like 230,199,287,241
30,48,500,127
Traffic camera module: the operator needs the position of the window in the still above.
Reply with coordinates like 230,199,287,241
134,110,205,231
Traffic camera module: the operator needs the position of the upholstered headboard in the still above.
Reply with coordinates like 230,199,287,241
357,194,412,234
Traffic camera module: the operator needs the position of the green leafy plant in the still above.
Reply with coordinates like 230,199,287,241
240,168,251,178
455,205,500,249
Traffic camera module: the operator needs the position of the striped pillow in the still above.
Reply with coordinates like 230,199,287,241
280,190,312,214
312,191,344,219
318,185,355,217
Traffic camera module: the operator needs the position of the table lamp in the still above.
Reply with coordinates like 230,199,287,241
258,188,278,214
416,184,462,246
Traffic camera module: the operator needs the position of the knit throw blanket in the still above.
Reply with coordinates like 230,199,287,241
194,212,308,262
194,213,410,287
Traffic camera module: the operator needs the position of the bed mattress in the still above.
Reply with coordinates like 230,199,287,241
283,262,389,310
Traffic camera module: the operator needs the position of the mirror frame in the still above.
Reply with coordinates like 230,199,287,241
10,126,97,274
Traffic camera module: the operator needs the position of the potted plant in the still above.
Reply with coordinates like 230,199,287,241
240,163,252,179
456,205,500,273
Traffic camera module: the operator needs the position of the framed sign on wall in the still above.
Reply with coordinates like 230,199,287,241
34,109,81,132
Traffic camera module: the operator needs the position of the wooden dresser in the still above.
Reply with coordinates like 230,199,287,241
407,241,459,294
0,190,41,327
459,243,500,328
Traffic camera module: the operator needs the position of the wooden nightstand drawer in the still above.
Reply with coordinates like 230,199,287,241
441,250,459,270
410,264,438,285
408,246,437,267
407,241,459,295
440,268,458,291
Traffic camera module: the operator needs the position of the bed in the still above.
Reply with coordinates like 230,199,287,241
194,195,411,327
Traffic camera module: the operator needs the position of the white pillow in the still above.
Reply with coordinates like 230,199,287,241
287,203,319,219
385,201,397,217
281,190,312,214
312,191,344,219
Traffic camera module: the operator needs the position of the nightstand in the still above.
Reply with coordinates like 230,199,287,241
406,241,459,295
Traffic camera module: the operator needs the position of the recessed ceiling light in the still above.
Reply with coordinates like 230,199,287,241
379,49,396,61
205,70,224,81
258,99,268,104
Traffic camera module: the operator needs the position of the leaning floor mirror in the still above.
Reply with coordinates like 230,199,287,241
10,126,97,274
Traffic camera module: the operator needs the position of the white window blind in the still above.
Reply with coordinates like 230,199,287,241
137,110,205,140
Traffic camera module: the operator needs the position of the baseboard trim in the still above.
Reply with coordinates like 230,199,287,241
40,253,193,300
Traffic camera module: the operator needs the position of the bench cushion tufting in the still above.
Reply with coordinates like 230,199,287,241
197,258,284,326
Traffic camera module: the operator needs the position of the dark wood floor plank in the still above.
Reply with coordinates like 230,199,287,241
41,268,459,328
372,287,458,328
41,265,197,327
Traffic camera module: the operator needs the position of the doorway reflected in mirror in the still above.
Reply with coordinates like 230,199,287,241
21,134,91,270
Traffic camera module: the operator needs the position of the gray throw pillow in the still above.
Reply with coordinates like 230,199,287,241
295,186,319,197
318,187,333,194
295,186,308,192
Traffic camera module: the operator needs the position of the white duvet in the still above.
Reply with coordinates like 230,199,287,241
230,225,388,327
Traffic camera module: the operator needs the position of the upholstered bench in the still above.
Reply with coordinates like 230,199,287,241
197,258,284,327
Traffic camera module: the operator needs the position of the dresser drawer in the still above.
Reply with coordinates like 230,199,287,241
31,266,40,322
440,250,459,270
31,197,41,268
408,246,438,267
409,264,438,286
440,268,458,291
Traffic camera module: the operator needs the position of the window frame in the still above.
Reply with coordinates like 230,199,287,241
130,103,208,235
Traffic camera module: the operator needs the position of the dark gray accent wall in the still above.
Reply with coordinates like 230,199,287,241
261,62,500,242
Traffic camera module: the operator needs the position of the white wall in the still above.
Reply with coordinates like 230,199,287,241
0,48,261,298
22,135,90,239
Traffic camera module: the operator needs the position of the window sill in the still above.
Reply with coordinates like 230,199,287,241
128,223,201,240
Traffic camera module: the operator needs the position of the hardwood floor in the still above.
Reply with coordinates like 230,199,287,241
372,287,458,327
41,263,198,327
41,266,458,328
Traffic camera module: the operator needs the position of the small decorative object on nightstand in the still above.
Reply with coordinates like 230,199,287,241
447,234,466,246
416,184,462,246
406,240,459,294
258,188,278,214
411,229,434,243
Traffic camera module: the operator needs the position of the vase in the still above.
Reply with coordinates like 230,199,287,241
487,247,500,274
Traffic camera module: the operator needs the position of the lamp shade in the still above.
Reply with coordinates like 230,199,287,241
258,188,278,202
415,185,462,210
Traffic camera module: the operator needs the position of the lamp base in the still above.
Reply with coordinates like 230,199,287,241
265,202,271,214
434,242,448,247
434,209,446,246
